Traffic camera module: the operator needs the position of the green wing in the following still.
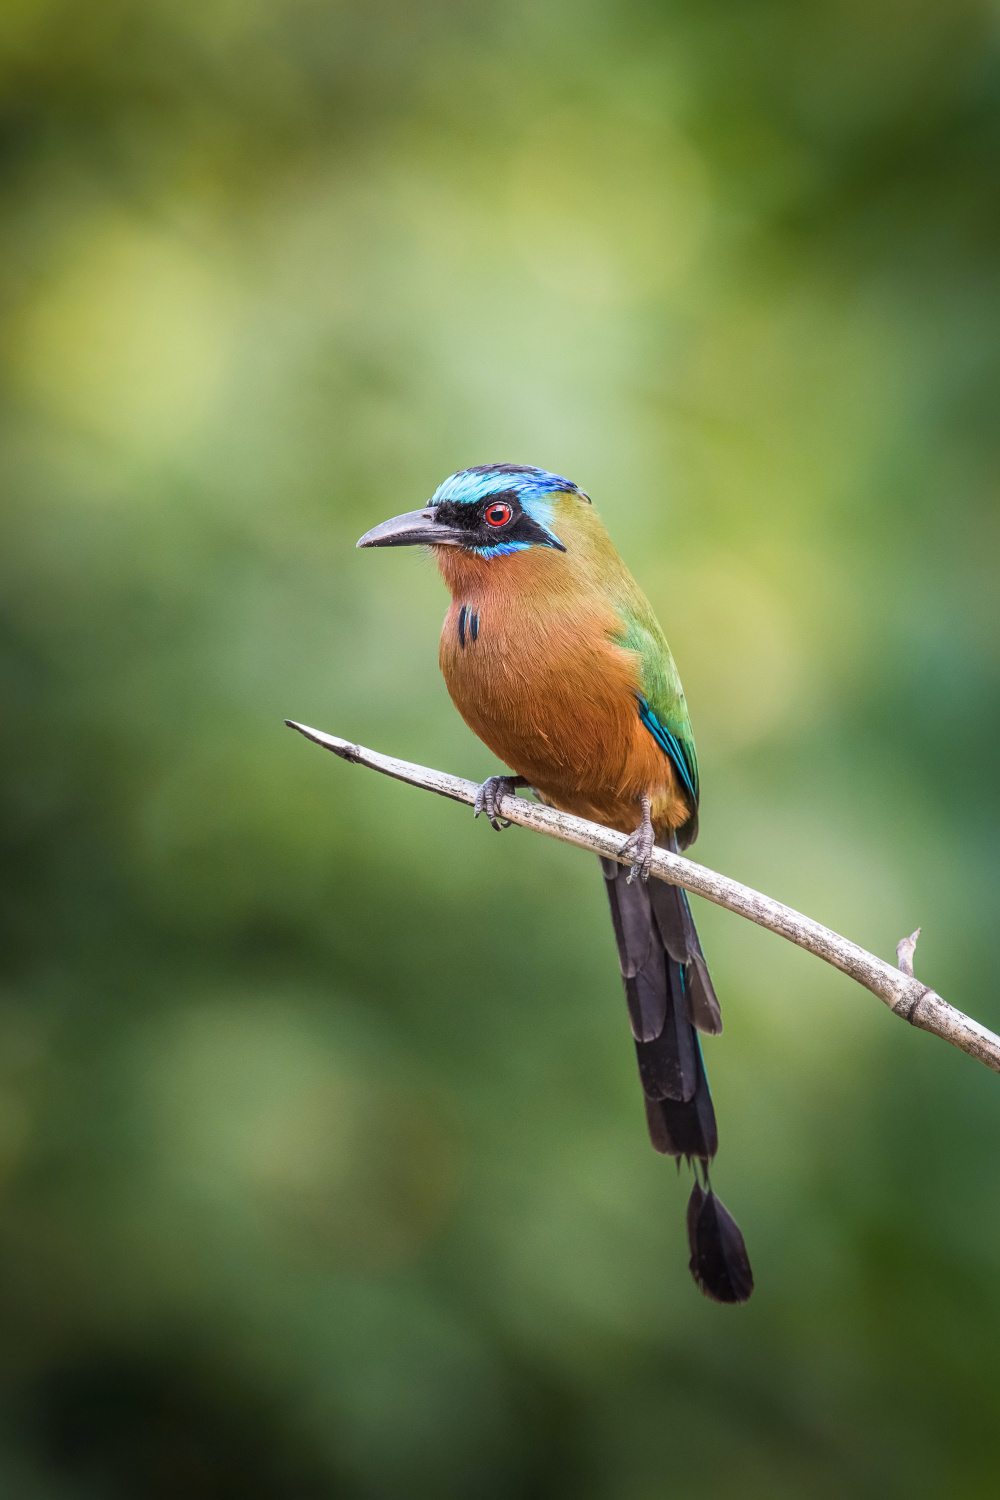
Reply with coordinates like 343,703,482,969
613,606,699,806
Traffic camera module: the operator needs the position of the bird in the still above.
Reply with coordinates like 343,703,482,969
357,463,753,1303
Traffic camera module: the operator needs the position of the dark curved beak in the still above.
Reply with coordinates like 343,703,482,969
356,508,465,549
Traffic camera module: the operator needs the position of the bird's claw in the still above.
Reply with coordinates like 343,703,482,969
474,775,516,831
621,794,655,883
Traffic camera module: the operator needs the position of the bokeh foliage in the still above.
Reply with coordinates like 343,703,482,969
2,0,1000,1494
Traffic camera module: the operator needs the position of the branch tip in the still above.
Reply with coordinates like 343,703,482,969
285,719,361,763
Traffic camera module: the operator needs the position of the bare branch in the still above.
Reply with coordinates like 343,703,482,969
286,720,1000,1076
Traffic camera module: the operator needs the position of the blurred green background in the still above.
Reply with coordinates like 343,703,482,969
1,0,1000,1494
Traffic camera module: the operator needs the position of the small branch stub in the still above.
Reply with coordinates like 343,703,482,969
897,928,921,979
285,720,1000,1077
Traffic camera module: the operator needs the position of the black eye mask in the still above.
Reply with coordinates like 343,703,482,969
431,491,566,551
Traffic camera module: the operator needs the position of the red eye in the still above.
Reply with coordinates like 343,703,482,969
484,501,513,528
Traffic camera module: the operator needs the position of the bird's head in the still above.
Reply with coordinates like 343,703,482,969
356,464,590,558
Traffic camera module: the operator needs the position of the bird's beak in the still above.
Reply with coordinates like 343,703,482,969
356,508,465,549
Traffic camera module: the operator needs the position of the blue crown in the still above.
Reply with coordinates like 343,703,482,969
430,464,580,508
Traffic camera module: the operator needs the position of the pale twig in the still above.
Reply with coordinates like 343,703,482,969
896,928,921,978
285,721,1000,1076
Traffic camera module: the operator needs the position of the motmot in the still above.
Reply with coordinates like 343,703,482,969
358,464,753,1304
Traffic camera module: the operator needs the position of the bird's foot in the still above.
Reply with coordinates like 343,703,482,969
621,793,655,883
474,775,527,831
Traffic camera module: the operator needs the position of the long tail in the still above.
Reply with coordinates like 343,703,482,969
600,854,754,1304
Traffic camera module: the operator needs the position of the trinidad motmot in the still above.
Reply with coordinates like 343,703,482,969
358,463,753,1304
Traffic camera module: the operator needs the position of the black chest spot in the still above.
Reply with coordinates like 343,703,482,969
457,606,481,649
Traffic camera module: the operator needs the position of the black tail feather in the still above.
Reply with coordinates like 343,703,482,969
685,951,723,1035
646,880,722,1035
633,958,699,1101
645,1041,718,1160
601,854,752,1302
686,1181,754,1304
646,877,698,963
601,855,666,1043
602,856,716,1129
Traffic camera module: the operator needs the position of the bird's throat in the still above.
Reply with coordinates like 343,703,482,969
431,542,563,602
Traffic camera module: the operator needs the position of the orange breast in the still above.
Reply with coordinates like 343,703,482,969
436,552,688,836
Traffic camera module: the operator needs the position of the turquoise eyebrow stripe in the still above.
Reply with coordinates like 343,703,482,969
636,697,699,803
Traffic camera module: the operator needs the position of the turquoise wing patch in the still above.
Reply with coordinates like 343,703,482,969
637,697,699,805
